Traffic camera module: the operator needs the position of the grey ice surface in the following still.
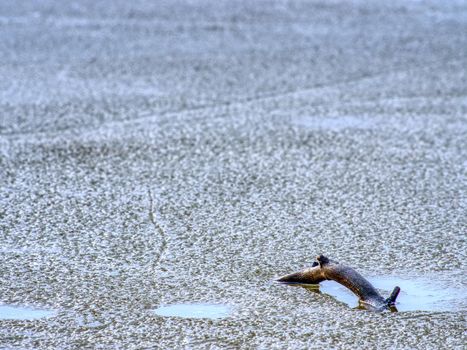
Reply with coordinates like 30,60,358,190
1,0,466,349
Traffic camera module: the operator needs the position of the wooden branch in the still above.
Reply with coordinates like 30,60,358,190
277,255,400,311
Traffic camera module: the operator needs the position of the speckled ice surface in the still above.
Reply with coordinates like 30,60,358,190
0,0,466,349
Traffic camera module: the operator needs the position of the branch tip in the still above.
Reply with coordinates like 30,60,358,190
316,255,329,267
386,286,400,305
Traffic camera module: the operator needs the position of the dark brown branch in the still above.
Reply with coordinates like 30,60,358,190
277,255,400,311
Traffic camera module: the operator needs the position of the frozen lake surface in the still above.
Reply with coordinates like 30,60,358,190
0,305,55,321
153,303,232,319
0,0,466,348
